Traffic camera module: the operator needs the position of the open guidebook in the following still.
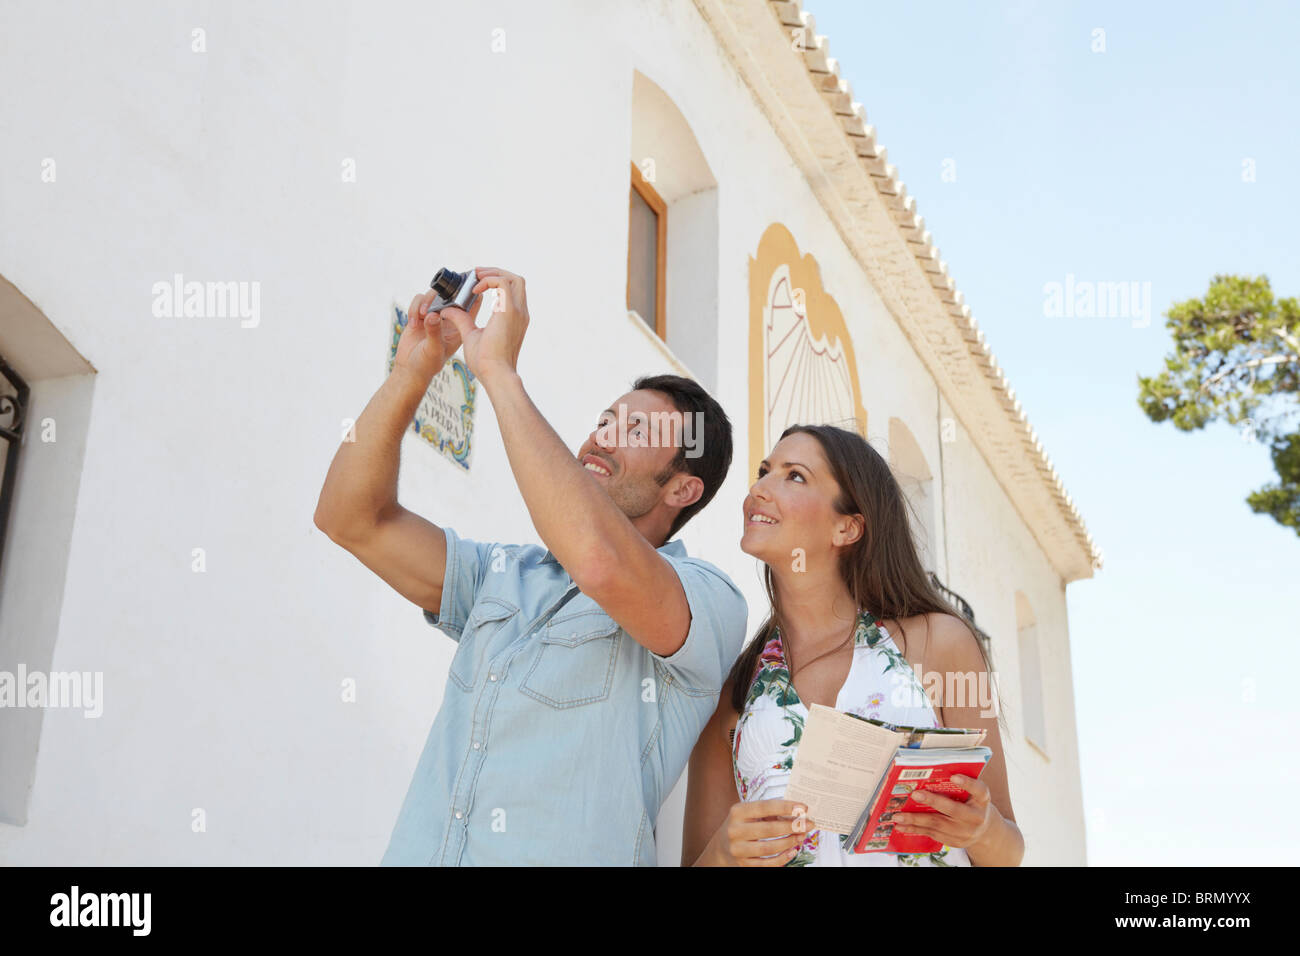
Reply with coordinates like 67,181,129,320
783,703,992,854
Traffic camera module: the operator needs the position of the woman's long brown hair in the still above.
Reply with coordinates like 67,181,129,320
726,423,1004,728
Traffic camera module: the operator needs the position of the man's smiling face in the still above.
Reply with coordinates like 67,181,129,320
577,389,684,521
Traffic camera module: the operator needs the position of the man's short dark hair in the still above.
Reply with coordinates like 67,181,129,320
632,374,733,540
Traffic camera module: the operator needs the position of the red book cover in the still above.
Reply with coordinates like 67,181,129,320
851,750,992,854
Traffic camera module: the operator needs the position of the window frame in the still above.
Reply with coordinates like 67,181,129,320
627,161,667,340
1017,619,1049,758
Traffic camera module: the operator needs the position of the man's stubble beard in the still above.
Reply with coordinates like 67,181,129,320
607,475,661,522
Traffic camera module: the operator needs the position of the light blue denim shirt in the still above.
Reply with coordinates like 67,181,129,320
380,525,748,866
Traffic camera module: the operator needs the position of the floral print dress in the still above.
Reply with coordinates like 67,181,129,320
731,608,971,867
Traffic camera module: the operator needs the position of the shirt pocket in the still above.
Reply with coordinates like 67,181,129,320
449,598,518,692
519,607,622,708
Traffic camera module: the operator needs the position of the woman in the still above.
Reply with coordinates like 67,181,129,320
682,424,1024,866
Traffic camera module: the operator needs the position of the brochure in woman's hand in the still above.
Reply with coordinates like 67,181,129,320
783,703,992,854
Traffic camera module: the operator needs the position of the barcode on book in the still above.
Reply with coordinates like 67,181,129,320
899,769,933,780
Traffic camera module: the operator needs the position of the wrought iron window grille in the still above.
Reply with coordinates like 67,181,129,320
0,352,29,583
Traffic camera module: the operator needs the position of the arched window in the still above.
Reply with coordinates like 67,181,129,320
628,71,720,391
0,273,96,825
1015,591,1048,757
888,418,936,573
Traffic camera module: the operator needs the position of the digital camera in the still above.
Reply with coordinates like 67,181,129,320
428,267,480,313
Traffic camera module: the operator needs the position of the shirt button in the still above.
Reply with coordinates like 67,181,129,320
472,741,481,750
489,673,497,681
454,811,463,819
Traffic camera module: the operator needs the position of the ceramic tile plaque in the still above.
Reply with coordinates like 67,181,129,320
387,303,477,471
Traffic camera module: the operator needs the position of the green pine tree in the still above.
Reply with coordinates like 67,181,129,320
1137,275,1300,536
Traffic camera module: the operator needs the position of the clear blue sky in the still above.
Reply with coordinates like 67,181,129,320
811,0,1299,864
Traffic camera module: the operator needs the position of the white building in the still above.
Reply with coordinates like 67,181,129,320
0,0,1100,865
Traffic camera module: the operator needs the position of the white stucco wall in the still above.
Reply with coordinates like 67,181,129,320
0,0,1084,865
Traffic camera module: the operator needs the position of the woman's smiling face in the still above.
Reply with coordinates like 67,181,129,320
741,431,847,562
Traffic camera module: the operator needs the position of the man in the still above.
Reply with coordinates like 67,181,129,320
313,266,748,865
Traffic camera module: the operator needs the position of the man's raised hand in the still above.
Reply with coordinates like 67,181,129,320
438,266,530,384
393,288,479,384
